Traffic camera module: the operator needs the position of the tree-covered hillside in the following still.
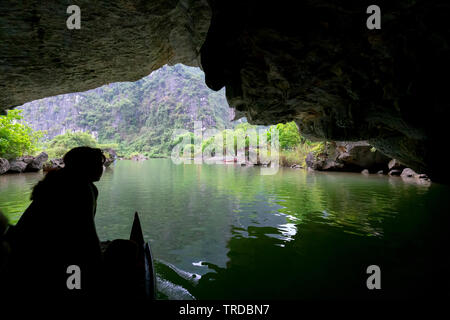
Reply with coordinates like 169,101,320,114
18,64,235,157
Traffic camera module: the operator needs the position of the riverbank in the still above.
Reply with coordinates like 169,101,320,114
1,146,431,186
1,158,447,299
0,152,48,175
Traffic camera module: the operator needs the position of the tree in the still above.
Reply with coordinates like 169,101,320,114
46,131,98,158
273,122,302,150
0,109,43,159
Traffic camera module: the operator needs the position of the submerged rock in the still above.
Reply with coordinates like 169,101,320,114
400,168,431,184
400,168,417,178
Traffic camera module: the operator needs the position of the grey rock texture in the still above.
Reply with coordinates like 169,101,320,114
26,152,49,172
335,142,390,170
1,0,449,181
400,168,431,184
200,0,450,182
305,141,390,173
0,158,10,175
16,156,34,165
401,168,418,178
43,158,65,172
7,159,28,173
4,153,48,173
0,0,211,109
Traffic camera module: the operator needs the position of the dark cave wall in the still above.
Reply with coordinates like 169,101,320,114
200,0,450,180
1,0,449,181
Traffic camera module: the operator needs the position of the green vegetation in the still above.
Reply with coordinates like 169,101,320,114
272,123,324,167
0,110,43,159
19,64,233,159
43,131,118,159
272,122,303,149
172,120,323,166
14,65,322,164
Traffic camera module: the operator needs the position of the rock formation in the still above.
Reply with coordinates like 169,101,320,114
400,167,431,184
1,0,449,181
26,152,49,172
1,152,48,174
0,0,211,109
305,141,390,173
0,159,10,175
388,159,405,171
7,159,29,173
102,148,117,167
43,158,65,172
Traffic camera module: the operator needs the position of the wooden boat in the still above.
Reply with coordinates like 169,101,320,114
129,212,157,299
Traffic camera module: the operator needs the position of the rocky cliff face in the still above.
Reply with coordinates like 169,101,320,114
18,64,234,155
1,0,449,181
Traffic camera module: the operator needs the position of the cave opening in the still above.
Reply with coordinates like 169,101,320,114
1,0,450,303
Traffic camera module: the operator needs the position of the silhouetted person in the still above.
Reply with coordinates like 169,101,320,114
5,146,105,299
0,210,10,292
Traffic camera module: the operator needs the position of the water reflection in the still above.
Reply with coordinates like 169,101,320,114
1,160,449,299
191,216,442,300
0,172,43,223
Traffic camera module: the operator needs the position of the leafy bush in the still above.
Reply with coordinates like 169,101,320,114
44,131,98,158
0,109,44,159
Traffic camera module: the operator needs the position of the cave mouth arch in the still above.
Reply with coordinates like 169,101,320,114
1,0,449,181
15,63,238,159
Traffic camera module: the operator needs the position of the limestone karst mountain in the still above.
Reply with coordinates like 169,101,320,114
18,64,235,156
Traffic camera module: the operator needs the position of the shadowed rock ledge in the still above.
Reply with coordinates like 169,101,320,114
1,0,449,181
0,0,211,108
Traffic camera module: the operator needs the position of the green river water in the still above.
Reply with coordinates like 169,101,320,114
1,159,449,299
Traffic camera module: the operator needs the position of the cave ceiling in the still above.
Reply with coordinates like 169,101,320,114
0,0,449,181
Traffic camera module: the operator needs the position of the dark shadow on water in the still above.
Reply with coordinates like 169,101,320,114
188,211,449,300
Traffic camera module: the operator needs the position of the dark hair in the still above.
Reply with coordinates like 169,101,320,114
63,146,106,171
31,146,105,200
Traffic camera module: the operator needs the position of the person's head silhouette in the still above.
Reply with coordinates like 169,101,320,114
63,146,106,182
